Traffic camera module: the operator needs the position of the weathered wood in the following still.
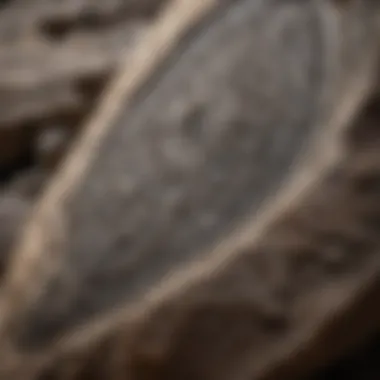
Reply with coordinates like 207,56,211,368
0,0,379,379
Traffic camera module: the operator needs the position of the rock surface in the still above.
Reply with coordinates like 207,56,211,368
0,0,169,268
0,0,380,379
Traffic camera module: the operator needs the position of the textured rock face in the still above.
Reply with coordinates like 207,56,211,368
1,0,380,379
